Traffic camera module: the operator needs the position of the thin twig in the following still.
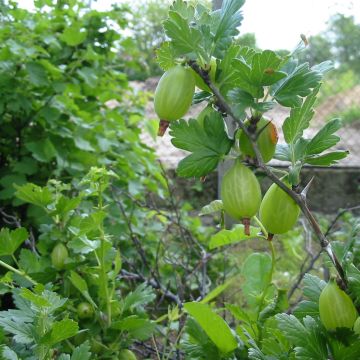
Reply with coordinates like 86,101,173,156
287,205,360,299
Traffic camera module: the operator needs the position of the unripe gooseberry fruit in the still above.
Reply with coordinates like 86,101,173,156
354,317,360,335
221,160,262,235
118,349,137,360
192,57,217,92
51,243,68,270
77,302,94,319
239,117,278,163
154,65,195,136
319,280,358,331
259,179,300,237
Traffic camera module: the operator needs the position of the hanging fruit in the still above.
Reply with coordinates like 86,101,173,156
319,280,358,331
259,179,300,237
221,160,262,234
154,65,195,136
239,117,278,163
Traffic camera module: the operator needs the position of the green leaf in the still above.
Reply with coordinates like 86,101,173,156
67,235,100,254
25,138,57,163
182,318,220,360
1,347,19,360
0,316,34,344
0,173,27,201
68,271,97,308
170,0,195,21
242,253,272,305
209,224,263,249
330,338,360,360
200,278,235,304
229,88,274,117
169,113,233,178
184,302,237,354
302,274,326,302
163,11,201,54
273,63,323,107
306,119,342,155
15,183,53,208
258,289,288,324
77,67,98,88
276,314,328,360
51,195,81,218
274,144,291,162
12,157,38,175
232,50,286,98
78,211,106,235
312,60,334,75
232,59,262,98
20,288,50,308
347,264,360,306
304,151,349,166
60,24,87,46
0,228,28,256
47,319,78,345
156,42,176,71
176,151,220,179
282,86,320,144
251,50,287,86
293,300,320,319
25,62,48,87
212,0,245,56
18,249,53,281
217,44,241,95
111,316,155,341
199,200,223,216
71,341,91,360
122,283,156,312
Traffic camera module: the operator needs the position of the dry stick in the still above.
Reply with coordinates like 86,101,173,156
189,61,347,287
111,187,182,307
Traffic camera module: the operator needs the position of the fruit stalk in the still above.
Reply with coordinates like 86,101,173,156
188,60,348,287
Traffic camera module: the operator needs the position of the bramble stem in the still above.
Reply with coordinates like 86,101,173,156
188,60,347,287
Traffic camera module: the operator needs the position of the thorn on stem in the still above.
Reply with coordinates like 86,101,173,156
301,176,315,200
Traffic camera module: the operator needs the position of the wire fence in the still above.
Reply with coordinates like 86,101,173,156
314,83,360,167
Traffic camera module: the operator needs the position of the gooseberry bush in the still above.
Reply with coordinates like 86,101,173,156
152,0,360,358
0,0,360,359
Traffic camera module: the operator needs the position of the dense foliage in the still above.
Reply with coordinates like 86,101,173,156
0,0,359,359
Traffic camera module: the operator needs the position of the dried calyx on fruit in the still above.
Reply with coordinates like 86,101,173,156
259,177,300,239
154,65,195,136
319,280,358,331
239,117,278,163
221,160,262,235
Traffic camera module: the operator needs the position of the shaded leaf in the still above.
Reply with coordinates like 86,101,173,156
199,200,223,216
184,302,237,354
0,228,28,256
209,224,263,249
